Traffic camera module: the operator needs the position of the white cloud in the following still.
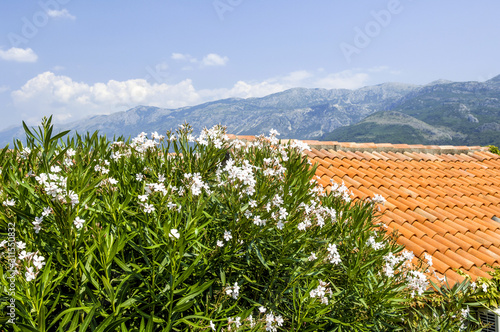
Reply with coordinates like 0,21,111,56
201,53,229,67
11,72,202,124
171,53,197,63
171,53,187,61
52,65,65,71
10,68,378,125
47,9,76,20
0,47,38,63
314,70,369,89
0,85,9,93
172,53,229,67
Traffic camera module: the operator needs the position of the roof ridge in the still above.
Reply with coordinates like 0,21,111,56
226,134,488,155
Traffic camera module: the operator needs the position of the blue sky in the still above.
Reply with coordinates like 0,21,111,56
1,0,500,130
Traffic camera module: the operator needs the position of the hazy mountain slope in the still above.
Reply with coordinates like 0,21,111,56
3,76,500,148
322,75,500,146
0,83,417,147
323,111,465,144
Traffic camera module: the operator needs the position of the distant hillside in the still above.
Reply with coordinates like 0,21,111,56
3,75,500,147
322,75,500,146
0,83,417,147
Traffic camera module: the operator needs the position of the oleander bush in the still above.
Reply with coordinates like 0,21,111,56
0,116,484,331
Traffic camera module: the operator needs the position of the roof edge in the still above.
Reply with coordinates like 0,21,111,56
227,135,488,155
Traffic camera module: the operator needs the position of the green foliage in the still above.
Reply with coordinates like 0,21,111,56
404,279,483,332
488,145,500,155
0,117,483,330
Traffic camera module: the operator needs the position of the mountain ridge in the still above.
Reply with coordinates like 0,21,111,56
323,76,500,146
2,76,500,147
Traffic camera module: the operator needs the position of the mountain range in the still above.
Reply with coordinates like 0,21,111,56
2,75,500,147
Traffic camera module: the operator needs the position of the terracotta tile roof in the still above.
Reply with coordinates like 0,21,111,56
228,134,500,285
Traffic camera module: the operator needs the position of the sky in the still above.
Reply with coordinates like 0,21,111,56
1,0,500,131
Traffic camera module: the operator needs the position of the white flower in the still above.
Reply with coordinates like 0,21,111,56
36,173,48,184
167,201,177,210
138,195,148,202
108,178,118,185
3,199,15,207
136,173,144,181
290,139,311,152
25,267,36,282
217,240,224,247
21,147,31,157
184,173,208,196
226,282,240,299
327,243,341,265
33,216,43,233
424,253,433,267
19,250,31,260
310,280,333,305
42,207,52,217
209,321,216,331
253,215,266,226
74,217,85,229
169,229,180,239
308,252,317,261
143,203,155,214
68,191,79,206
279,207,288,220
461,306,469,319
272,194,283,206
158,174,166,182
367,236,384,250
33,254,46,269
371,194,386,205
224,230,232,241
275,315,284,326
50,165,62,173
401,250,414,262
276,221,284,230
17,241,26,250
482,283,488,293
269,128,280,136
228,316,242,328
66,148,76,157
406,270,428,296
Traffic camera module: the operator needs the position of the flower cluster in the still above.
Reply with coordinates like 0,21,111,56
367,235,385,250
35,169,79,206
130,131,163,153
383,250,414,278
217,159,257,196
310,279,333,304
329,180,352,202
184,173,210,196
371,194,386,205
197,125,229,149
225,282,240,300
326,243,342,265
406,270,429,297
298,200,338,229
20,147,31,159
0,241,46,282
2,198,15,207
223,307,284,332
